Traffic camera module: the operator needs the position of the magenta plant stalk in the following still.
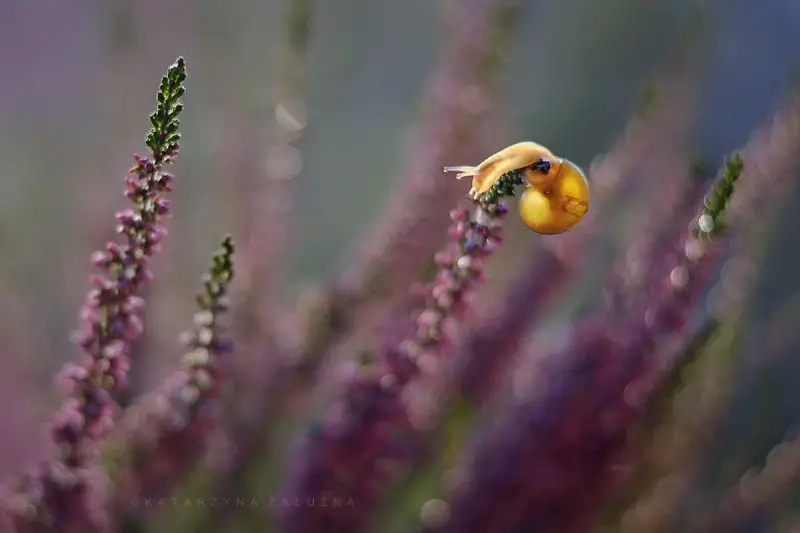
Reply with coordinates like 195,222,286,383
0,58,188,533
422,87,800,530
277,170,526,533
455,72,697,403
422,154,740,533
109,236,235,528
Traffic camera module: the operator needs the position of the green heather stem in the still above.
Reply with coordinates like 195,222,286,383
694,153,743,236
473,168,526,210
146,57,187,165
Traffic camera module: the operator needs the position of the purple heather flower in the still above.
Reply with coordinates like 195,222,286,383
330,0,513,336
426,207,722,533
619,252,776,533
277,169,523,533
454,77,697,403
236,11,514,508
425,217,721,533
0,57,186,533
424,90,800,533
108,237,235,527
625,96,800,533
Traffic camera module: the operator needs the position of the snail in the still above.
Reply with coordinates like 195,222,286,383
444,142,590,235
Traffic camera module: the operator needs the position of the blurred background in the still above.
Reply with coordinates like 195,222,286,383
1,0,799,532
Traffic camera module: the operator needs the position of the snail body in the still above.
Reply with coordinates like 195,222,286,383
444,142,590,235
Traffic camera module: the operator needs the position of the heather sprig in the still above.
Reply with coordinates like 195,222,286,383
268,0,519,470
109,236,235,526
420,151,749,533
455,72,697,403
436,159,703,531
331,0,515,336
616,208,777,533
57,54,186,467
420,87,800,532
392,169,523,389
0,57,188,533
145,57,187,165
694,153,743,237
242,7,514,512
192,0,313,527
276,167,526,533
439,67,698,460
639,232,800,533
274,4,528,530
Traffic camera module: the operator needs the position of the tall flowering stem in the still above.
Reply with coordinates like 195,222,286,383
199,1,316,528
383,72,699,526
456,85,697,402
292,0,514,388
277,170,525,533
109,236,235,528
392,170,524,389
423,156,744,533
0,57,187,533
59,56,187,464
610,157,758,533
693,154,743,237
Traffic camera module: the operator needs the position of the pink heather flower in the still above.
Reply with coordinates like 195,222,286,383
323,0,511,355
425,90,800,533
454,67,697,405
623,95,800,533
0,58,187,533
427,213,722,533
277,167,522,533
108,237,235,527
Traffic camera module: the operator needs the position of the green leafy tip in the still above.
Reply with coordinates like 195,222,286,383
145,56,188,163
210,235,235,285
197,235,235,310
475,168,526,209
695,153,744,236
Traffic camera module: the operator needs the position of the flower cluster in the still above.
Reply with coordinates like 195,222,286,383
415,97,799,532
1,57,187,533
58,57,186,471
276,169,529,533
109,236,235,527
419,157,738,532
453,74,696,403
